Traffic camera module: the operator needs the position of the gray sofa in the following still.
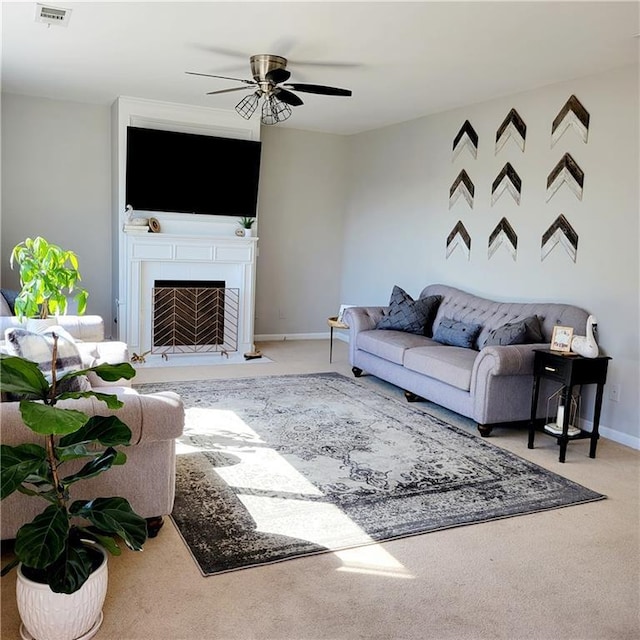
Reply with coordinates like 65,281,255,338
344,284,589,435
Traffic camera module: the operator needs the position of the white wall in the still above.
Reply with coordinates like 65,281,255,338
255,126,348,336
1,94,113,328
341,66,639,444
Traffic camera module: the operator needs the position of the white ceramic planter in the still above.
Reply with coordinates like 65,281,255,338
16,546,108,640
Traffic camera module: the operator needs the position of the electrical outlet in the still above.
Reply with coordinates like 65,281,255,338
609,384,621,402
279,308,286,320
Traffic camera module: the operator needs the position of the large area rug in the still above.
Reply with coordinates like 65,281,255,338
136,373,605,576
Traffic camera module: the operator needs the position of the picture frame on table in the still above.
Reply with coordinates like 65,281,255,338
337,304,355,324
550,325,574,353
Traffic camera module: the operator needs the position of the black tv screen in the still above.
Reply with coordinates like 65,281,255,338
125,126,261,217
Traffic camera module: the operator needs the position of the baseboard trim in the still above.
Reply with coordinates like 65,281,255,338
256,332,328,341
580,418,640,450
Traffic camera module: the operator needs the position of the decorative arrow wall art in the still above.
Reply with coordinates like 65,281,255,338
452,120,478,161
488,217,518,260
449,170,475,209
491,162,522,205
495,108,527,154
446,221,471,260
546,153,584,202
551,95,590,147
541,214,579,262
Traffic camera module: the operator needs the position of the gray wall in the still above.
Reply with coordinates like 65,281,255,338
255,126,348,335
1,94,113,327
341,66,639,444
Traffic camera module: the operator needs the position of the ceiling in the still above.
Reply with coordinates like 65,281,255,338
2,1,638,135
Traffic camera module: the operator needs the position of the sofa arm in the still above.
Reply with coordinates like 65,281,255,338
0,315,104,342
472,343,547,380
344,306,388,365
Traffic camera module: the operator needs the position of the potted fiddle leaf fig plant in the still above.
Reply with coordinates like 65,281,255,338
10,236,88,324
0,338,147,640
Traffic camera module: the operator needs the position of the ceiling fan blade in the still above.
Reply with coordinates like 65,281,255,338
186,71,255,85
206,87,253,96
266,67,291,84
275,88,304,107
282,83,352,97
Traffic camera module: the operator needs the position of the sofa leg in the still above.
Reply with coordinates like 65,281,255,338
146,516,165,538
477,424,493,437
352,367,363,378
404,390,424,403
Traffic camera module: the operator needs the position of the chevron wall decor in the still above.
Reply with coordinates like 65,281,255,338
546,153,584,202
488,217,518,260
446,221,471,260
551,95,590,147
541,214,579,262
452,120,478,160
491,162,522,205
449,170,475,209
495,108,527,154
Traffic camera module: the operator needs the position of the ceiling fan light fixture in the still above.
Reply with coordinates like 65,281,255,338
235,92,260,119
260,95,292,125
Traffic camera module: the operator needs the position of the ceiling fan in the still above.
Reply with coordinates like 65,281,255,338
186,54,352,125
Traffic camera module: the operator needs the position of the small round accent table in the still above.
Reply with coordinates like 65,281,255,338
327,316,349,363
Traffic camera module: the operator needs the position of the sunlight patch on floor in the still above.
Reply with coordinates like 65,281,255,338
176,406,414,579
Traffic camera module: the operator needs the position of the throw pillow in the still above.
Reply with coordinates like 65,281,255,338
481,315,544,348
0,289,19,315
375,286,442,336
4,326,90,393
433,317,483,349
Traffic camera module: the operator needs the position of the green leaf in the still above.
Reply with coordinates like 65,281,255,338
71,497,147,551
57,389,124,410
61,448,118,485
59,415,132,448
87,362,136,382
0,444,48,500
0,355,48,398
45,538,93,594
76,527,122,556
19,400,88,436
15,505,68,570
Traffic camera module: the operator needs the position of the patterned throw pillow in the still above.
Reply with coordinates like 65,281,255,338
0,289,19,316
375,286,442,336
4,326,90,392
433,317,483,349
481,315,544,348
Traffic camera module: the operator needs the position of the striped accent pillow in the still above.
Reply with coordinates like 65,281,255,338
4,326,90,392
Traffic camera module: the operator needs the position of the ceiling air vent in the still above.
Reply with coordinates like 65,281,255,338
35,4,71,27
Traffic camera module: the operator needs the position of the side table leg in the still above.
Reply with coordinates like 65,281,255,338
590,383,605,458
329,326,334,363
558,385,572,463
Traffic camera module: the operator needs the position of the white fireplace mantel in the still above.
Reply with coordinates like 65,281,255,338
111,97,261,364
119,231,258,362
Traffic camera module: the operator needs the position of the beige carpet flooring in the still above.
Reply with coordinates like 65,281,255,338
2,339,639,640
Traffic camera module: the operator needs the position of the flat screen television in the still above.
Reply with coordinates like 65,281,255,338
125,126,262,217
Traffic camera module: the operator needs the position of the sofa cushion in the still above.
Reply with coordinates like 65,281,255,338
433,317,482,349
357,330,437,365
376,286,442,336
4,326,90,392
481,315,544,348
404,346,479,391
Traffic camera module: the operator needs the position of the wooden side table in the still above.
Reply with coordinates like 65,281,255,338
528,349,610,462
327,316,349,363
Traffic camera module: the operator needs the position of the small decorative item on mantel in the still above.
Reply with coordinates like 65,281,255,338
123,204,149,234
238,216,256,237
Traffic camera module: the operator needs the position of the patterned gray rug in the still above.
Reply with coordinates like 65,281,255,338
136,373,605,576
